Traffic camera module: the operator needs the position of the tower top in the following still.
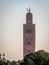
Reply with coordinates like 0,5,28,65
26,8,33,24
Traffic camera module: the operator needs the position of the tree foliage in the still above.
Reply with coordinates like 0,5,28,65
0,50,49,65
20,50,49,65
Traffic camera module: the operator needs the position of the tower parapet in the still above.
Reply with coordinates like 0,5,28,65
26,8,33,24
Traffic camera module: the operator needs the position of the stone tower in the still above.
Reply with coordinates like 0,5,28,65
23,8,35,57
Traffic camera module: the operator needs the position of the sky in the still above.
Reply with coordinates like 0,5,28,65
0,0,49,61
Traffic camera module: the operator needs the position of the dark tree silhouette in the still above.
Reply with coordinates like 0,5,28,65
20,50,49,65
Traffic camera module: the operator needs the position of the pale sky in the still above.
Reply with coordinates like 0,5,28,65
0,0,49,61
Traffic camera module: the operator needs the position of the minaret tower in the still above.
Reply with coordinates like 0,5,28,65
23,8,35,57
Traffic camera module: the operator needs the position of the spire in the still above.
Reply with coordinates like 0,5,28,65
26,8,33,24
26,7,31,12
29,7,30,12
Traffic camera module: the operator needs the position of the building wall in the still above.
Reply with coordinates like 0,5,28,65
23,24,35,57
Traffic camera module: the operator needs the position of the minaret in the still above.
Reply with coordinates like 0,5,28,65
23,8,35,57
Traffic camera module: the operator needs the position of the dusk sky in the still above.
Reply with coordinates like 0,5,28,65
0,0,49,61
